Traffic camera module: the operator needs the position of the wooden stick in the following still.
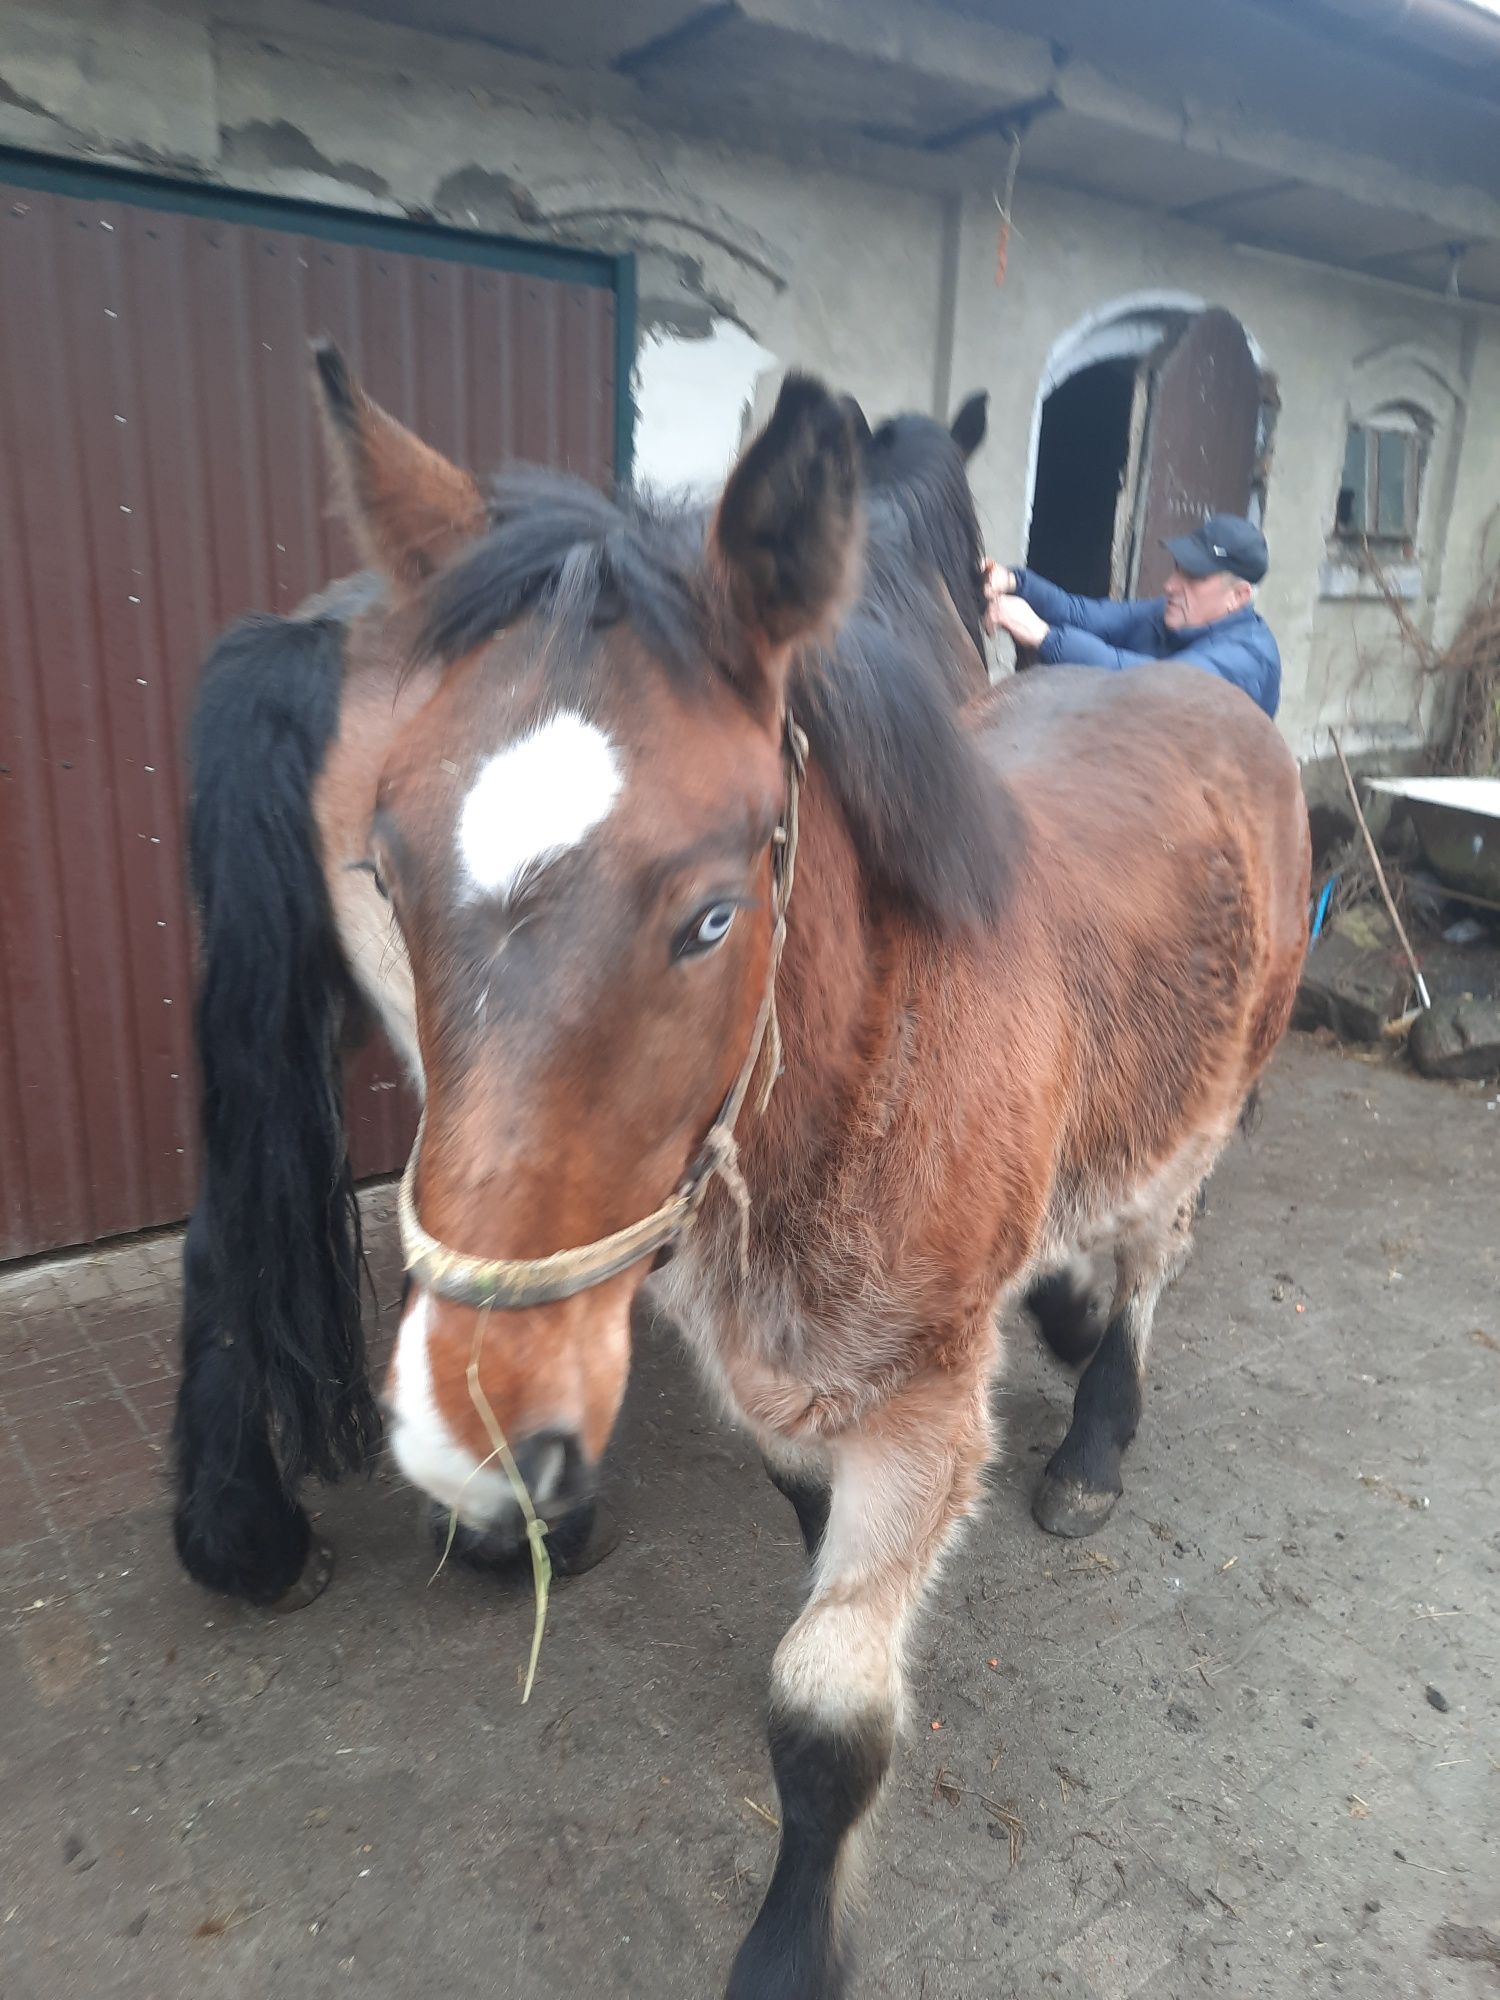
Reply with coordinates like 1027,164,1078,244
1329,729,1432,1013
1420,879,1500,916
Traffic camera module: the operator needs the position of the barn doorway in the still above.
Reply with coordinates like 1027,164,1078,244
1025,359,1135,597
1024,297,1274,601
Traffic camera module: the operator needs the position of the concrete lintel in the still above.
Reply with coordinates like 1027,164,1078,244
1057,53,1500,250
0,0,216,164
1231,237,1500,319
732,0,1059,104
1170,178,1307,225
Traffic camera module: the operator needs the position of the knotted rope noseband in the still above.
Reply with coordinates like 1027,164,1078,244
397,715,808,1310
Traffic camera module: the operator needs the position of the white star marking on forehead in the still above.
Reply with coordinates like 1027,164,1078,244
455,711,623,905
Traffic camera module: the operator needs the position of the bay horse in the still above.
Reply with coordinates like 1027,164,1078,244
173,347,1309,1997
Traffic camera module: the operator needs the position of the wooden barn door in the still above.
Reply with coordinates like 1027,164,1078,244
0,160,630,1261
1130,308,1261,598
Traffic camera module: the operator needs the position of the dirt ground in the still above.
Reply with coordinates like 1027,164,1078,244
2,1033,1498,2000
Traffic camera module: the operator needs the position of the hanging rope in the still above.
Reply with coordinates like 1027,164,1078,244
994,128,1023,288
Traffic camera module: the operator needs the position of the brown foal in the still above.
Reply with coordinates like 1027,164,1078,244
183,346,1309,1999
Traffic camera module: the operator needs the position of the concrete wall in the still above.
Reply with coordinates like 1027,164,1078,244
2,0,1496,767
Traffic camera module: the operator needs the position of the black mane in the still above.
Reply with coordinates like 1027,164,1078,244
419,447,1017,932
860,413,990,665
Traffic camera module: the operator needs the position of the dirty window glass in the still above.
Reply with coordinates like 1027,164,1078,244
1375,432,1412,536
1336,426,1367,533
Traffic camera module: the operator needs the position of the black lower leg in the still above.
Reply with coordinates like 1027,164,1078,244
172,1208,310,1602
727,1709,891,2000
1032,1310,1145,1539
1025,1266,1106,1368
763,1457,831,1560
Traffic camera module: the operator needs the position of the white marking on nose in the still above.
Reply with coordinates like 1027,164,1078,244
388,1290,507,1527
456,711,622,905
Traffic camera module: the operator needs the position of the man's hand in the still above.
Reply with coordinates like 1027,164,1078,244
980,560,1016,630
981,560,1050,646
987,593,1050,649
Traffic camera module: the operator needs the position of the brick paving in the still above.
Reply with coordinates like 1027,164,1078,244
0,1234,181,1546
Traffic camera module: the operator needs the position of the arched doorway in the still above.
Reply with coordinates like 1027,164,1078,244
1024,296,1273,599
1026,359,1137,597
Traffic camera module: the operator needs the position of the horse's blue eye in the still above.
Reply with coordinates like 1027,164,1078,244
682,901,736,956
354,857,390,901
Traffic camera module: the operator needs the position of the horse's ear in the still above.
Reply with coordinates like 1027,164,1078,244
839,394,873,451
312,340,485,593
950,390,988,461
712,373,861,691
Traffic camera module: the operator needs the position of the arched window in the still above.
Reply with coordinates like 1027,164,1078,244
1321,346,1459,600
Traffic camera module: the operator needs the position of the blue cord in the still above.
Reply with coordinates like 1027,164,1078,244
1309,874,1337,948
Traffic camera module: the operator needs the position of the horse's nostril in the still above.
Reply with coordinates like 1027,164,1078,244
510,1428,584,1512
426,1427,592,1578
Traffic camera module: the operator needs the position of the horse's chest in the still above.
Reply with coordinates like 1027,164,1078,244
647,1242,901,1443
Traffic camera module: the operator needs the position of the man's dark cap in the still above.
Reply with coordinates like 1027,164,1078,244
1163,513,1268,584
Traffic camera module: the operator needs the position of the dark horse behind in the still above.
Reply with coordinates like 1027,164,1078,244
173,349,1309,1997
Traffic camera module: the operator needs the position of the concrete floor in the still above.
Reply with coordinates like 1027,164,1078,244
1,1035,1498,2000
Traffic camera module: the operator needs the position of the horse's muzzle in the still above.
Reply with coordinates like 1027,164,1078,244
430,1488,614,1580
428,1426,593,1568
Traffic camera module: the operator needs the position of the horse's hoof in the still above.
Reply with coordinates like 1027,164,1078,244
547,1497,620,1578
266,1539,335,1612
1032,1473,1119,1539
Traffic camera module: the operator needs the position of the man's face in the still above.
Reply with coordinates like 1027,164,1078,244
1163,566,1250,631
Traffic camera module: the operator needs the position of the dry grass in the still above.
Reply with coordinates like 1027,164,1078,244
1323,825,1417,927
1364,522,1500,778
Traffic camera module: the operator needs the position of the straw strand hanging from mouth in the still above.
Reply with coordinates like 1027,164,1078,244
430,1304,552,1704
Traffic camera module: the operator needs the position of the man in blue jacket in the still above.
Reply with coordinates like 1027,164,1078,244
983,513,1281,718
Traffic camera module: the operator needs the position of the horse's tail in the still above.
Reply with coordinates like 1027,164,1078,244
1238,1083,1264,1138
182,611,379,1495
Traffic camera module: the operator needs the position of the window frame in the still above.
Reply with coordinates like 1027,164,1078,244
1333,411,1428,554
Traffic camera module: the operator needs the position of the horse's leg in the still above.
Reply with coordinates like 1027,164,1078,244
761,1440,832,1560
172,1206,324,1605
1025,1250,1106,1367
1032,1188,1198,1538
728,1371,992,2000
